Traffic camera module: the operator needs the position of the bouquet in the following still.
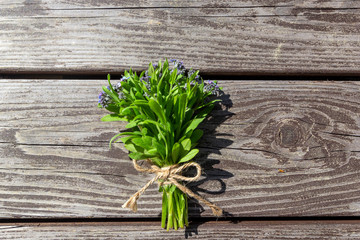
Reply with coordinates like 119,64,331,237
98,59,223,230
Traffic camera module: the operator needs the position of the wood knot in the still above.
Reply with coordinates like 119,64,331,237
275,119,304,148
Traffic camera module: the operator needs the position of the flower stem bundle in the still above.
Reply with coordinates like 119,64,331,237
98,59,222,230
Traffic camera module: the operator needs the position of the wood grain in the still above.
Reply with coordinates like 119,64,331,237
0,1,360,75
0,79,359,218
1,221,360,239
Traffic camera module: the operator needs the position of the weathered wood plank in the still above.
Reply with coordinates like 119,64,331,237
1,1,360,74
0,80,359,218
1,221,360,239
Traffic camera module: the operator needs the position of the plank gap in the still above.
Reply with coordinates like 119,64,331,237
0,219,359,239
1,216,360,224
1,73,359,81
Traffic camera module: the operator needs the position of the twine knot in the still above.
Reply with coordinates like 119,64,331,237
122,159,223,217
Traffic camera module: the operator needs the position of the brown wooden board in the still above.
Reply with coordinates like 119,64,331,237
0,79,359,218
0,221,360,239
1,1,360,75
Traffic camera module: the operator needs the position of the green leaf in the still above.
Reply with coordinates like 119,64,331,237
171,142,180,163
151,157,162,167
119,136,135,144
196,104,214,118
135,91,145,100
185,129,193,139
107,74,116,94
178,93,187,121
133,100,149,107
182,105,214,135
146,148,158,155
148,62,155,77
190,129,203,144
169,68,178,84
140,83,152,98
183,118,204,135
133,114,146,121
121,106,136,116
129,152,150,160
142,136,153,147
124,143,137,152
125,121,139,129
130,88,136,100
178,149,199,163
149,99,166,124
195,99,218,111
116,131,142,136
109,133,122,148
176,74,183,81
126,141,146,152
108,131,142,148
104,104,120,113
189,70,200,81
141,119,164,131
163,59,169,71
184,109,194,123
134,101,156,120
102,86,120,104
153,139,166,160
101,114,127,122
141,127,148,136
180,138,191,152
165,96,174,119
132,137,152,150
157,72,165,98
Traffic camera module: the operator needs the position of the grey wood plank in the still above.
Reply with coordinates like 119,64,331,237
0,79,359,218
0,1,360,74
0,221,360,239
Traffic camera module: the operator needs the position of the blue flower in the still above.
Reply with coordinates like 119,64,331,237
98,92,104,103
187,69,201,83
140,76,150,83
98,91,112,108
170,59,186,75
98,81,126,107
120,76,130,82
113,82,122,92
118,92,125,99
204,80,221,95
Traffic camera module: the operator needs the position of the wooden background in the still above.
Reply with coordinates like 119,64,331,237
1,0,360,75
1,0,360,239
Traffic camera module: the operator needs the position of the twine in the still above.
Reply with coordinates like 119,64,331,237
122,159,223,217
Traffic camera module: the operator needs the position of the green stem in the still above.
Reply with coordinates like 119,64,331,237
161,189,167,229
161,185,188,230
184,195,188,226
167,188,173,231
177,189,185,229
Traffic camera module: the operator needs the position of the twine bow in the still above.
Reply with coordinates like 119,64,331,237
122,159,223,217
